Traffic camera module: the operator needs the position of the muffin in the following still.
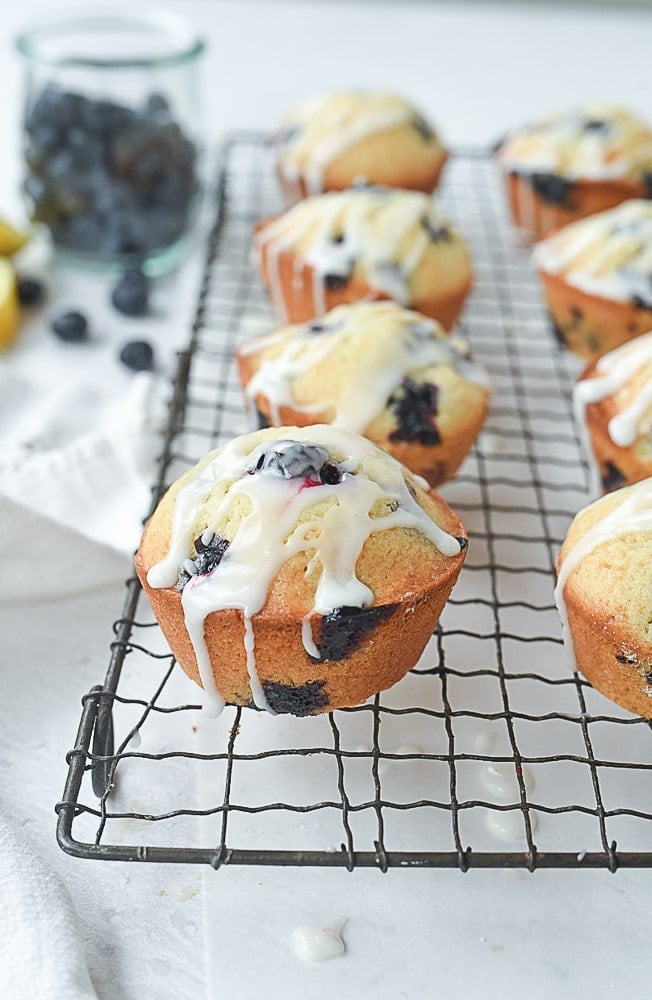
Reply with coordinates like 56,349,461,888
235,301,491,487
534,200,652,360
254,186,473,328
497,105,652,241
573,331,652,494
274,90,447,205
136,425,467,717
554,477,652,718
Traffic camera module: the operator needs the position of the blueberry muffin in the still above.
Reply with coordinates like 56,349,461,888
254,186,473,329
235,302,490,487
573,331,652,494
274,90,447,205
136,426,467,716
497,105,652,241
555,477,652,718
534,200,652,359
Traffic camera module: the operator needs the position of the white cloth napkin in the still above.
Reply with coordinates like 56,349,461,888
0,816,97,1000
0,371,163,603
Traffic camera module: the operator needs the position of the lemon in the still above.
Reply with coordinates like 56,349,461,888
0,258,19,350
0,219,28,257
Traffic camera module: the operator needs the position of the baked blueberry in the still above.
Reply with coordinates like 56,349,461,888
176,532,230,590
324,273,350,291
388,377,441,445
528,172,576,208
601,460,626,494
111,269,149,317
411,115,434,142
262,679,329,716
316,604,397,661
51,311,89,343
249,441,338,482
421,217,451,243
119,340,155,372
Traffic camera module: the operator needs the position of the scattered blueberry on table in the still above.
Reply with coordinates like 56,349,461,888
111,269,149,317
119,339,155,372
17,277,45,306
51,310,89,343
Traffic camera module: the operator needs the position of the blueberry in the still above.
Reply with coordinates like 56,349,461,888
583,119,609,132
17,278,45,307
421,216,451,243
324,273,349,291
176,532,230,590
319,462,341,485
111,270,149,317
262,679,329,716
315,604,397,662
51,311,89,343
527,172,576,208
146,92,170,117
600,461,626,494
631,294,652,311
388,377,441,445
249,441,337,481
411,115,434,142
119,340,155,372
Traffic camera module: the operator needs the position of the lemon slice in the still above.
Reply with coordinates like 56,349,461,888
0,219,28,257
0,258,19,350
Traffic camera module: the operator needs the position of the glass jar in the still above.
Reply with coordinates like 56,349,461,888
16,8,206,274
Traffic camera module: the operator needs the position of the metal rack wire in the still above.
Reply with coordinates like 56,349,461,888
57,135,652,871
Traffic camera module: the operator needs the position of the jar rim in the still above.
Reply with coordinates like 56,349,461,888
16,7,206,70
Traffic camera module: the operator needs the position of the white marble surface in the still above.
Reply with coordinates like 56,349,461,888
0,2,651,999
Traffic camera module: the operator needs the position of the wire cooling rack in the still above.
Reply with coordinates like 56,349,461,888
57,135,652,871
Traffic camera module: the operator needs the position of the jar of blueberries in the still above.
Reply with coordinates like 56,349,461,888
16,9,205,273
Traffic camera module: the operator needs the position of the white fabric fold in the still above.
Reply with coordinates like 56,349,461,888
0,816,97,1000
0,372,164,602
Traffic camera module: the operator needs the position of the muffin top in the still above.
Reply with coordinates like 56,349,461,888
574,331,652,448
144,425,465,615
498,105,652,181
239,301,490,434
533,200,652,304
255,186,471,308
275,90,444,195
555,477,652,642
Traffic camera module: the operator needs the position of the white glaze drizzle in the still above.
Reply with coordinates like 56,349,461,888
480,761,534,803
147,426,462,715
573,332,652,494
292,918,347,962
533,200,652,302
277,91,438,195
486,809,538,842
255,187,463,318
498,104,652,180
554,478,652,667
241,302,490,434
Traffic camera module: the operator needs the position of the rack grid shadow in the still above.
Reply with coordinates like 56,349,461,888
56,136,652,871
